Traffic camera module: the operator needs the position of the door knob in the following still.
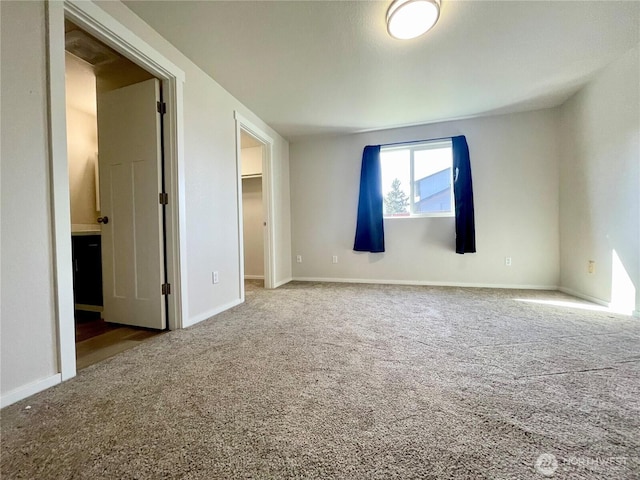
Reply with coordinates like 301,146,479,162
97,216,109,224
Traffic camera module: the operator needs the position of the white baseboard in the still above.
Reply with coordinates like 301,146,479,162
183,298,244,328
558,287,609,307
292,277,558,290
273,277,293,288
74,304,103,313
559,286,637,316
244,275,264,280
1,374,62,409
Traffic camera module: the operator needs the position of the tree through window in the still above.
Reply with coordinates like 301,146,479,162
384,178,409,215
380,139,454,217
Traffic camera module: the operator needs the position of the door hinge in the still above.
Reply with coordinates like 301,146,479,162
157,101,166,115
159,192,169,205
162,283,171,295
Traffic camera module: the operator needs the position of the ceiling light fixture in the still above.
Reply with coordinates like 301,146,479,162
386,0,440,40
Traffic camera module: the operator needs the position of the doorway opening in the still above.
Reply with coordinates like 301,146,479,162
49,1,185,382
240,130,266,291
235,112,277,301
64,20,165,369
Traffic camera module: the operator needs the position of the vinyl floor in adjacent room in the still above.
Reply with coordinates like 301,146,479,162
2,282,639,479
75,313,163,370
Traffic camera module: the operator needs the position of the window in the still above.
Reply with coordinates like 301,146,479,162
380,139,454,217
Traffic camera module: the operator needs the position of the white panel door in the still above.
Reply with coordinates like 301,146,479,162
97,78,165,329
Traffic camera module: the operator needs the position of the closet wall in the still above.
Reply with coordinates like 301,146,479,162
241,146,264,279
65,52,99,228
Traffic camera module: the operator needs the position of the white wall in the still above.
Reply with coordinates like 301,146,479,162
1,1,59,395
273,140,292,287
65,53,99,226
242,177,264,278
290,109,560,288
559,45,640,314
0,0,291,402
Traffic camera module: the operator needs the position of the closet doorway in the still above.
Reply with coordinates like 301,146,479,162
240,130,266,290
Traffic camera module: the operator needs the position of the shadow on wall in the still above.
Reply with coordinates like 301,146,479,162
352,251,385,264
421,217,456,250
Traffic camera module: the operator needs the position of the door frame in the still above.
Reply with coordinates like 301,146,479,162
234,112,276,298
46,0,187,381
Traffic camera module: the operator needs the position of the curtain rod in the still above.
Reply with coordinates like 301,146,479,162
378,135,460,148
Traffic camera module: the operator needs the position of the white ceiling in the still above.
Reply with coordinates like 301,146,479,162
123,1,640,142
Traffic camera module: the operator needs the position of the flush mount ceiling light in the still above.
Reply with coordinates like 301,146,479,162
386,0,441,40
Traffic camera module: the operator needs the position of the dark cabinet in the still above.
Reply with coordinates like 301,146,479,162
71,235,103,307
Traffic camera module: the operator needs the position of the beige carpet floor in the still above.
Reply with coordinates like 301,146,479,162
1,281,639,479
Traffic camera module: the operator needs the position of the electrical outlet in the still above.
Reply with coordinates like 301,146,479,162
296,255,302,263
588,260,595,274
213,271,219,284
505,257,512,266
332,255,338,264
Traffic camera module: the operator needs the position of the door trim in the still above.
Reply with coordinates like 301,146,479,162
234,112,276,297
46,0,187,382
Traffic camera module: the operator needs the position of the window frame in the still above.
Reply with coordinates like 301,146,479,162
381,138,455,219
